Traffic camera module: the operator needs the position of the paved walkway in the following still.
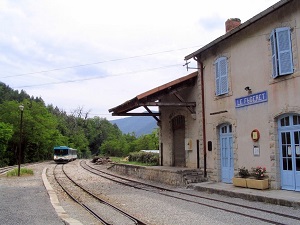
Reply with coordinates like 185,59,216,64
0,167,65,225
188,181,300,208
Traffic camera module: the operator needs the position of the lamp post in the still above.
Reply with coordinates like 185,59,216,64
18,104,24,177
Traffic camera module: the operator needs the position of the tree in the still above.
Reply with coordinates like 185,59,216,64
99,128,159,157
84,117,123,155
0,82,159,163
0,100,67,163
23,100,66,161
0,83,30,104
0,122,13,166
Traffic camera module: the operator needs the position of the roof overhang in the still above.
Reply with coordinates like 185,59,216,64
108,71,198,122
185,0,291,61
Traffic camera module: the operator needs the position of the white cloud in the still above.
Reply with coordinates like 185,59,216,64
0,0,280,120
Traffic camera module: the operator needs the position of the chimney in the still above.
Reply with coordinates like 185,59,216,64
225,18,241,33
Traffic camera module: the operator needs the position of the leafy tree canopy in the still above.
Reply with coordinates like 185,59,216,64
0,82,159,166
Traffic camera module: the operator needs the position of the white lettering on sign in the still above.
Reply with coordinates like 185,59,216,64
235,91,268,108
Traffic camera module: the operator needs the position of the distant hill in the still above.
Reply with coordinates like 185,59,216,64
110,116,158,136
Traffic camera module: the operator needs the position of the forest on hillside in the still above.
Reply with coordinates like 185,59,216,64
0,82,158,167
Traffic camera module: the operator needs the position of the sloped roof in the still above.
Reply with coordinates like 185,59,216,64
108,71,198,118
185,0,291,60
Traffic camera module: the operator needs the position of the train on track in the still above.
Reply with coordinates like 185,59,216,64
53,146,77,163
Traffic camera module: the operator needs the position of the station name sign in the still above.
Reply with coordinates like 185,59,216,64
235,91,268,108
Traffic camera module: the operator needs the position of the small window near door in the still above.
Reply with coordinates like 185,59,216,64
221,124,232,134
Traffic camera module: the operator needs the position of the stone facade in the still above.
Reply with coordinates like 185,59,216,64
109,163,205,186
159,0,300,191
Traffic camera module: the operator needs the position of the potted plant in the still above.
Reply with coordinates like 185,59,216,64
239,167,250,178
232,167,250,187
246,166,269,190
253,166,267,179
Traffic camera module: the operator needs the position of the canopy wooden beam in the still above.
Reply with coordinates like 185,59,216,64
138,102,196,107
112,112,161,116
144,106,160,122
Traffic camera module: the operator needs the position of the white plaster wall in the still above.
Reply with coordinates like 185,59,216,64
197,1,300,185
158,1,300,189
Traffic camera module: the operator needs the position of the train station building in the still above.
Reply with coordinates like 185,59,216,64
109,0,300,191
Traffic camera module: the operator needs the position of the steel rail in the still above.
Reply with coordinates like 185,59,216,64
58,163,146,225
82,160,300,218
0,166,15,175
81,160,300,225
53,164,110,225
0,161,47,175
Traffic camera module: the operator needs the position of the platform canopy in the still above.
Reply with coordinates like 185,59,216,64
108,71,198,122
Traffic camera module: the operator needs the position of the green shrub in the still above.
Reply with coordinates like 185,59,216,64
128,151,159,165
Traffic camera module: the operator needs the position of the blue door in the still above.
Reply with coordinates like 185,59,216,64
279,114,300,191
220,124,233,183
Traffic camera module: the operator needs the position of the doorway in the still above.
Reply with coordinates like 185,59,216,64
172,115,185,167
220,124,233,183
278,114,300,191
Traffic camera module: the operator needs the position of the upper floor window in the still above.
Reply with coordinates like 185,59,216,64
270,27,293,78
215,56,228,96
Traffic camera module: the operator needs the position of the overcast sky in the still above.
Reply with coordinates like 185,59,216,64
0,0,279,120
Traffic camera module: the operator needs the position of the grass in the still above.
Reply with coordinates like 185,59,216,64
6,168,34,177
110,157,158,166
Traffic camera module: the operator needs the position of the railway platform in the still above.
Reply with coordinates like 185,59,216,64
109,163,300,208
188,181,300,208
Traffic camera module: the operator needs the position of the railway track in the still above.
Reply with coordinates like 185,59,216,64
0,161,48,175
53,164,147,225
81,160,300,225
0,166,16,175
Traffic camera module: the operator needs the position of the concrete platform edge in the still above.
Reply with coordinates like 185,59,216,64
42,167,83,225
187,183,300,208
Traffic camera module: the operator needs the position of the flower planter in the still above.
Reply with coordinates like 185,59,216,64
232,177,247,188
246,178,269,190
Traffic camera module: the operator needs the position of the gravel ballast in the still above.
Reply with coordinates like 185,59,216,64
2,160,300,225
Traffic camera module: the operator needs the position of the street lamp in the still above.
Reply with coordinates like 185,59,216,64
18,104,24,176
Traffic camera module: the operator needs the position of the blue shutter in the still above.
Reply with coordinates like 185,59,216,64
215,59,220,95
270,30,278,78
276,27,293,75
215,57,228,96
219,57,228,94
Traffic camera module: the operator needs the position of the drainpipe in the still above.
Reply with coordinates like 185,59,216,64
194,57,207,178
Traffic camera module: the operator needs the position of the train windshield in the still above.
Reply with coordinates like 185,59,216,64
54,148,68,156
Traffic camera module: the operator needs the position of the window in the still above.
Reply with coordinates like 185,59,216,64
280,116,290,127
172,115,185,130
270,27,293,78
221,124,232,134
215,56,228,96
293,115,300,125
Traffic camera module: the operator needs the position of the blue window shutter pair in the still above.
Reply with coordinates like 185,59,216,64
215,57,228,96
270,27,293,78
